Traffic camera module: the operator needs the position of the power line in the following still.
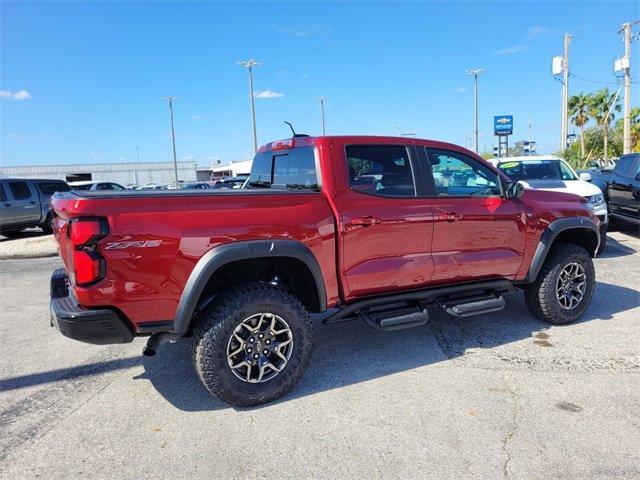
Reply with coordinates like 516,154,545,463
569,72,637,85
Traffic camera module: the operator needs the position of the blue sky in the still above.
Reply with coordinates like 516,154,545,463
1,1,638,167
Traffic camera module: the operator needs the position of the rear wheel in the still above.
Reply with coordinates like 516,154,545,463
41,213,54,235
525,243,595,325
191,282,313,407
0,229,24,239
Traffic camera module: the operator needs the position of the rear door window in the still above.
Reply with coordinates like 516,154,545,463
615,156,635,178
248,147,318,189
345,145,416,197
8,181,33,200
0,184,7,202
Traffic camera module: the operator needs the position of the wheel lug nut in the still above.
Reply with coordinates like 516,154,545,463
258,333,264,339
249,337,255,343
254,353,259,359
263,349,268,354
265,339,271,344
247,347,252,353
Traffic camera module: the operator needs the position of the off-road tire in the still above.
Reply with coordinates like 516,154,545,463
524,243,595,325
191,282,313,407
597,226,607,254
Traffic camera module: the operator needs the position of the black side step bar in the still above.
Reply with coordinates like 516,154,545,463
323,279,513,326
360,304,429,331
439,294,506,318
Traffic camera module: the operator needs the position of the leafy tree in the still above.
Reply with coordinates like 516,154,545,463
568,92,591,159
614,106,640,153
589,88,621,161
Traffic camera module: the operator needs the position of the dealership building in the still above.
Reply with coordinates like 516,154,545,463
0,161,199,187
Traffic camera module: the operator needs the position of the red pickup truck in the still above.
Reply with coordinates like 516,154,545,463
50,135,601,406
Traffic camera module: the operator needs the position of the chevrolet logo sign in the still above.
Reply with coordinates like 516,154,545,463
496,117,511,124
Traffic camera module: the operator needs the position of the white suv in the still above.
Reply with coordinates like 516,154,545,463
490,155,608,253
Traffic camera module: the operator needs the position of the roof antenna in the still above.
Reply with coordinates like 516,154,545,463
284,121,297,137
284,121,310,138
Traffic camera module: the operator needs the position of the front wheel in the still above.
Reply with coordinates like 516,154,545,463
191,282,313,407
524,243,595,325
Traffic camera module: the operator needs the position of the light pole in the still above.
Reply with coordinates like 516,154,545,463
526,121,532,155
161,96,179,188
317,96,327,135
467,68,484,154
134,145,140,185
237,59,261,153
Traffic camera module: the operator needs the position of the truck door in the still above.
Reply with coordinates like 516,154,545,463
4,180,40,227
609,154,640,222
422,147,526,282
333,141,435,299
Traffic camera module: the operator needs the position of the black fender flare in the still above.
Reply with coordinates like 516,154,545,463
522,217,600,284
172,239,327,334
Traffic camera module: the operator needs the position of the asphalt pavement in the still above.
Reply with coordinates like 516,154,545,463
0,229,638,479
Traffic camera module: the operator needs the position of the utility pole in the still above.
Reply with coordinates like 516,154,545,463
237,59,261,153
560,33,572,151
620,22,633,154
317,96,327,135
134,145,140,185
161,96,180,188
467,68,484,154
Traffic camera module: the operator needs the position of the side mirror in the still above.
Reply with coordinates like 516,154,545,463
579,172,592,182
504,181,524,199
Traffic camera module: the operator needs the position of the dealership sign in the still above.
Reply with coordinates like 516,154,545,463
494,115,513,136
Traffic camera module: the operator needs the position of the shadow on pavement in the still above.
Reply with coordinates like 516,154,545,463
138,281,639,412
598,235,638,259
0,357,140,392
0,229,49,242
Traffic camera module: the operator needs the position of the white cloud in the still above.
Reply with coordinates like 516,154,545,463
0,90,31,100
267,24,329,37
190,114,203,120
527,26,549,38
455,87,466,93
277,70,289,76
253,89,284,99
493,45,531,56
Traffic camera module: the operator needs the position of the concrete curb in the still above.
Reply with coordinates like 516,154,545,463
0,250,59,260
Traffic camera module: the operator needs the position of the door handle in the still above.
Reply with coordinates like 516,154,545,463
30,201,37,205
3,203,10,207
349,216,380,227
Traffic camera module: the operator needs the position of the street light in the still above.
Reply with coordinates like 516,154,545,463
237,58,261,153
466,68,484,154
161,96,179,188
317,96,327,135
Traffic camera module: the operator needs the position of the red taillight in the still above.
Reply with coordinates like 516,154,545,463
271,138,295,151
69,218,108,287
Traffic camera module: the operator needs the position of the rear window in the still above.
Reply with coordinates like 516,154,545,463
8,181,32,200
36,181,71,195
72,184,93,190
615,156,637,178
248,147,318,189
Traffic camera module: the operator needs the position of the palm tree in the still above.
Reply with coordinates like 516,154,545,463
568,92,591,159
589,88,621,161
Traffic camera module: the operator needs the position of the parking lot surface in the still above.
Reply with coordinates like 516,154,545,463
0,230,639,479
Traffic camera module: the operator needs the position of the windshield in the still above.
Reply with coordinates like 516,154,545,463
247,147,318,190
497,160,577,181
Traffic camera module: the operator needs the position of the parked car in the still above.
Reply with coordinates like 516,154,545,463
212,177,246,189
134,184,167,191
49,135,601,406
584,154,639,228
69,181,126,191
0,178,70,236
181,182,211,190
491,155,608,253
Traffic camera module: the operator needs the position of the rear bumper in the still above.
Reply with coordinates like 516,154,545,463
50,268,133,345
